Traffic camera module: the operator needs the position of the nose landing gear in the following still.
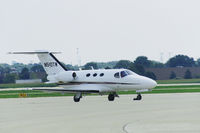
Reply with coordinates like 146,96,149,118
73,92,82,102
133,93,142,100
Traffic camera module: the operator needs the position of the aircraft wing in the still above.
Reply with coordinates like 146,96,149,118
32,84,112,93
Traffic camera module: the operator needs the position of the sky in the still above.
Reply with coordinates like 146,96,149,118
0,0,200,65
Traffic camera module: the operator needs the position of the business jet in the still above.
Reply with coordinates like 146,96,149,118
10,51,157,102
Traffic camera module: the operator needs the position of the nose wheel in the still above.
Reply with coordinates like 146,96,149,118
133,94,142,100
73,92,82,102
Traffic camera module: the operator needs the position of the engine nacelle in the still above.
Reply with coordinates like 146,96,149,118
47,75,57,83
55,71,77,83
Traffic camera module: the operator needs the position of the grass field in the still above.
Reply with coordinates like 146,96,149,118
157,78,200,84
0,83,57,88
155,85,200,89
0,90,74,98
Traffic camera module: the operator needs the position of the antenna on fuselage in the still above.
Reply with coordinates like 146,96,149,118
91,66,94,70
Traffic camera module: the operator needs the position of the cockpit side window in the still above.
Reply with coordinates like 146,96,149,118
121,71,128,78
114,72,120,78
126,70,138,76
126,70,133,75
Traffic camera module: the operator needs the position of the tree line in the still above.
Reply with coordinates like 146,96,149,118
81,55,200,80
82,55,200,70
0,63,46,84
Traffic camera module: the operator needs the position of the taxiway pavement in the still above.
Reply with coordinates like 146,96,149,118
0,93,199,133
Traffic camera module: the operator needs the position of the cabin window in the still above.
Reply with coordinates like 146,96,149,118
100,73,104,77
86,73,90,77
93,73,97,77
114,72,120,78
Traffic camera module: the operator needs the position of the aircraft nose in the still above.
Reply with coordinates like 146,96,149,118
150,79,157,88
141,76,157,89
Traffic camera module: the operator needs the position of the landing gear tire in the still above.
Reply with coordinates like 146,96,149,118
73,96,80,102
133,94,142,101
108,94,115,101
73,93,82,102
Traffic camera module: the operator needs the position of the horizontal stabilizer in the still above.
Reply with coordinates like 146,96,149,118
8,51,61,54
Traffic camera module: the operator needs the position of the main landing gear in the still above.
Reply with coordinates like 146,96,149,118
73,92,82,102
108,93,119,101
133,93,142,101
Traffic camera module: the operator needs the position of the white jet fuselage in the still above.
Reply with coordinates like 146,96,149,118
53,69,157,93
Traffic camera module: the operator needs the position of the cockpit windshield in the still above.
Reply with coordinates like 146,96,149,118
120,70,137,78
114,70,137,78
126,70,136,75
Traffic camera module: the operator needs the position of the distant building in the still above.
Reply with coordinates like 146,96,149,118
145,67,200,80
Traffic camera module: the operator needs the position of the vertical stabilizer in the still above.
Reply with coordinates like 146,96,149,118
37,52,67,75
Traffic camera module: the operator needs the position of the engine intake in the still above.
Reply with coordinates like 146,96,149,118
55,71,78,83
72,72,77,79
